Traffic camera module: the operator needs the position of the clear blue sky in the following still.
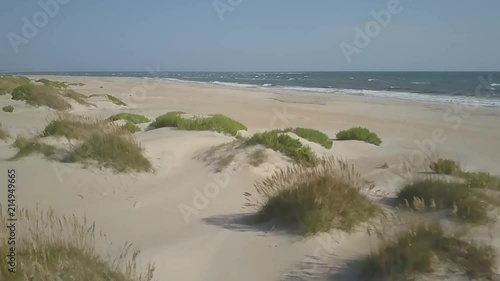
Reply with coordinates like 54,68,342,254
1,0,499,72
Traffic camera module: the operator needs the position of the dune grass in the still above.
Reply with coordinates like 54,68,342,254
254,156,378,236
2,105,14,112
430,158,500,190
360,221,495,281
36,78,70,89
248,148,268,167
336,127,382,146
10,136,57,160
246,130,317,166
286,127,333,149
397,179,496,224
0,75,30,95
108,113,150,124
11,84,71,110
43,115,103,139
89,94,127,106
0,208,155,281
0,123,9,141
61,89,95,106
122,121,141,133
152,112,247,137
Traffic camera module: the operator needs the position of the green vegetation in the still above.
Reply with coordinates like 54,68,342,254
11,136,57,160
246,130,317,166
336,127,382,146
397,179,495,224
152,112,247,137
255,156,378,236
122,121,141,133
11,84,71,110
89,94,127,106
0,75,30,95
360,221,495,281
0,123,9,141
2,105,14,112
108,113,149,124
287,127,333,149
430,158,461,175
248,148,268,167
68,82,86,86
36,78,69,89
0,208,155,281
61,89,95,106
43,115,100,139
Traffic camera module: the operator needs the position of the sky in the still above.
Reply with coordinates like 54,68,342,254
1,0,499,72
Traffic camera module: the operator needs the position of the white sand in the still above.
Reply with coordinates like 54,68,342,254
1,76,500,280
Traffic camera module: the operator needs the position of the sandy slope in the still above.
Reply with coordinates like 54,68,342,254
1,76,500,280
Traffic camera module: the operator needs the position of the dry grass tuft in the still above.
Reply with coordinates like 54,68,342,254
11,84,71,110
254,156,378,236
10,136,57,160
61,89,95,106
0,207,155,281
0,75,30,95
248,148,268,167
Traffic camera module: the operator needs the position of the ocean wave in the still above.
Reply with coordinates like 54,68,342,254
411,82,431,85
211,81,258,88
491,83,500,87
262,84,273,87
368,78,377,82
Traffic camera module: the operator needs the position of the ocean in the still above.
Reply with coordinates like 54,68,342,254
12,71,500,106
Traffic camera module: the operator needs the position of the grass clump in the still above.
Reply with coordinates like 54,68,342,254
0,123,9,141
122,121,141,133
462,171,500,190
397,179,493,224
287,128,333,149
360,221,496,281
11,84,71,110
89,94,127,106
336,127,382,146
108,113,149,124
10,136,57,160
36,78,70,89
0,75,30,95
0,208,155,281
246,130,317,166
67,131,152,173
152,112,247,137
61,89,95,106
2,105,14,112
430,158,461,175
248,148,268,167
42,115,101,139
254,156,378,236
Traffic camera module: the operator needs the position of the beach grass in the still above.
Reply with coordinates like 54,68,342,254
89,94,128,106
430,158,500,190
152,112,247,137
248,148,268,167
0,208,155,281
10,136,57,160
2,105,14,112
287,127,333,149
254,156,378,236
246,130,317,166
429,158,461,175
61,89,95,106
0,75,31,95
11,84,71,110
108,113,150,124
43,114,103,139
397,179,494,224
0,123,9,141
36,78,70,89
122,121,141,133
336,127,382,146
360,221,495,281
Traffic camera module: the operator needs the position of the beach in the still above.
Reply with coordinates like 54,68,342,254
1,75,500,281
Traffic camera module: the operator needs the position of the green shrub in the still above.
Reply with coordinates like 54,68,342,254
255,156,378,236
461,171,500,190
0,208,155,281
11,84,71,110
2,105,14,112
108,113,149,124
336,127,382,146
0,75,30,95
287,128,332,149
397,179,491,224
152,112,247,137
122,121,141,133
89,94,127,106
36,78,69,89
246,130,317,165
42,115,102,139
61,89,95,106
430,158,460,175
360,221,495,281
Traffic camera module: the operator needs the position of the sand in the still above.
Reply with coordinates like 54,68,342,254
1,75,500,280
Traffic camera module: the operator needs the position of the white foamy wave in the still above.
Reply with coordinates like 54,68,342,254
211,81,258,88
368,78,377,82
491,83,500,87
411,82,431,85
262,84,273,87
